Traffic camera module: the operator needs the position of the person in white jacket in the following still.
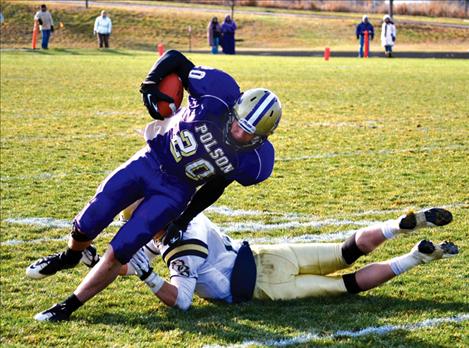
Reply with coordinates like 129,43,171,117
34,4,54,49
94,10,112,48
381,14,396,57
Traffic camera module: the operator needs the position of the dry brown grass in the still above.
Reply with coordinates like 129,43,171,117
394,2,466,18
161,0,468,19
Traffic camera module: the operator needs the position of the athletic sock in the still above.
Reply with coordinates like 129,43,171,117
61,294,83,314
388,252,421,275
380,219,401,240
63,248,83,265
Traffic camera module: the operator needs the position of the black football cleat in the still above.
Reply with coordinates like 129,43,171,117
34,303,71,322
399,208,453,230
412,239,459,263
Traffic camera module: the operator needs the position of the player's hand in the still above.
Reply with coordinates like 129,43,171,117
140,82,175,120
129,249,153,281
162,222,184,246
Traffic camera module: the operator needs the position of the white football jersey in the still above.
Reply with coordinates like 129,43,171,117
152,213,240,304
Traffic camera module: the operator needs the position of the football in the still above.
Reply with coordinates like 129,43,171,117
157,73,184,118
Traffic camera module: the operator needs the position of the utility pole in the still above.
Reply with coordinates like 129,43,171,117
230,0,235,19
85,0,88,9
389,0,393,17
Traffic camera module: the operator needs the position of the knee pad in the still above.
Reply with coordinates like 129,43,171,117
341,233,365,265
70,222,93,242
342,272,363,294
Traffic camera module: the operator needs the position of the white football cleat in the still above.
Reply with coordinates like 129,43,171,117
411,240,459,264
26,245,98,279
34,303,71,322
26,252,69,279
398,208,453,231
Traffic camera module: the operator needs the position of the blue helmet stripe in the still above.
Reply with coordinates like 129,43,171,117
244,93,276,127
243,92,270,121
251,98,276,127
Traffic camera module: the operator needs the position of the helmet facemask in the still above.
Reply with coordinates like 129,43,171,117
224,111,265,151
224,88,282,151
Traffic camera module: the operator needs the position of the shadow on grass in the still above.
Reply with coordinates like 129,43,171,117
83,295,468,346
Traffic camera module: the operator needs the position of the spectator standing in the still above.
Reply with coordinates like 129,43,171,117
221,15,237,55
356,15,374,58
94,10,112,48
34,4,54,49
207,17,222,54
381,15,396,58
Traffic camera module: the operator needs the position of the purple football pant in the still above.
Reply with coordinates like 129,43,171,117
74,147,195,264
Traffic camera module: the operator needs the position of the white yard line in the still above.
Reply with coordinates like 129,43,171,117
2,202,467,247
1,217,367,246
204,313,469,347
219,219,372,234
245,229,358,244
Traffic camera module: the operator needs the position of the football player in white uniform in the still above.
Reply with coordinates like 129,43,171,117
70,207,458,312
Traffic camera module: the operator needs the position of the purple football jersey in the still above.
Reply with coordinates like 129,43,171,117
146,66,275,187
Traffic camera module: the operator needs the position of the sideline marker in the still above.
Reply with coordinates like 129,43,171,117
364,30,369,58
32,20,39,49
158,43,165,56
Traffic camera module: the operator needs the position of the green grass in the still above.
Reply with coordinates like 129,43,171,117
2,1,468,51
1,50,469,347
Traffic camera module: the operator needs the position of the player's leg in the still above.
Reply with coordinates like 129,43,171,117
341,208,453,266
342,240,459,294
359,35,364,57
34,178,194,321
26,149,150,279
287,243,348,275
254,274,348,300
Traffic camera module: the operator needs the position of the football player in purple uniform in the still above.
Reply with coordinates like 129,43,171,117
28,50,282,321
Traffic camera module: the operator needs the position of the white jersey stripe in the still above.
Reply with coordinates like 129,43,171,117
200,94,230,110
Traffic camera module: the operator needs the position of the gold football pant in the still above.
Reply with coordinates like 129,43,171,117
251,243,349,300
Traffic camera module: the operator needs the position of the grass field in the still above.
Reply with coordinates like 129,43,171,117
1,50,468,347
2,1,469,51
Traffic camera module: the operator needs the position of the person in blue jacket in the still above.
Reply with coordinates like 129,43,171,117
356,15,374,58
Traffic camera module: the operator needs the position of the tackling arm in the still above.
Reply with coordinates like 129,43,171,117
163,176,233,244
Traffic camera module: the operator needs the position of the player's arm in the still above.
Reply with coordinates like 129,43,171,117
231,142,275,187
141,50,195,120
163,176,233,245
143,50,194,88
130,249,201,310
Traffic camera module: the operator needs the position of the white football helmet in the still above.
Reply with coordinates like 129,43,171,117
225,88,282,149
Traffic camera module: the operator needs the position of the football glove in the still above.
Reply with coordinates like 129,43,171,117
80,245,100,268
162,222,184,246
140,82,175,120
129,249,153,281
129,249,165,293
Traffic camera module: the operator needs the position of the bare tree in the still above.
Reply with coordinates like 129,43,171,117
225,0,235,19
